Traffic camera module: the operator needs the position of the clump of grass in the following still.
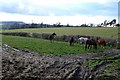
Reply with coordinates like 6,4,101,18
97,73,115,77
104,59,120,70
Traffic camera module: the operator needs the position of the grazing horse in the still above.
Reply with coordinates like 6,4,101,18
85,38,97,50
97,37,106,48
49,32,56,43
70,37,74,46
78,37,88,44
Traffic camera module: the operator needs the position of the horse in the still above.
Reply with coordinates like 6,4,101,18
85,38,97,50
78,37,88,44
49,32,56,43
97,37,106,48
70,37,74,46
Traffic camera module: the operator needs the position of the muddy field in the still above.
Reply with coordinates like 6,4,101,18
1,44,120,80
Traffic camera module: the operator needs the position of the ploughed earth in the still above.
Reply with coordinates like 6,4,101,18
1,44,120,80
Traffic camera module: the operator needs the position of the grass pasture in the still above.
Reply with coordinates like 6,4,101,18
2,27,118,54
2,35,112,55
2,27,118,39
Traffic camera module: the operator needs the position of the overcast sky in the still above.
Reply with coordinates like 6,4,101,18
0,0,119,25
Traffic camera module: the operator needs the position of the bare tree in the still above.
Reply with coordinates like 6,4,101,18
107,19,116,27
111,19,116,27
103,20,107,27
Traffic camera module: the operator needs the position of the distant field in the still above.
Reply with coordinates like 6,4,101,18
1,27,118,39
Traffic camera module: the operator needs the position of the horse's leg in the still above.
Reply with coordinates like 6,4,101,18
103,42,106,48
53,36,55,43
50,39,52,43
70,41,72,46
99,44,102,49
53,39,55,43
95,45,97,50
52,39,53,43
88,44,90,49
85,43,87,50
90,45,92,49
93,43,97,50
89,45,92,49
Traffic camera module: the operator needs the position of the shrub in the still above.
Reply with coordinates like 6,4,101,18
32,33,42,38
2,32,30,37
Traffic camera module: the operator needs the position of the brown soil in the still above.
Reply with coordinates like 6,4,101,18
1,44,120,80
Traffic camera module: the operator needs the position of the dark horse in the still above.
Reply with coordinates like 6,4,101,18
49,32,56,43
85,38,97,50
70,37,74,46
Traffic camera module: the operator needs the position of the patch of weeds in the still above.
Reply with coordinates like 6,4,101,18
97,73,115,77
87,60,103,68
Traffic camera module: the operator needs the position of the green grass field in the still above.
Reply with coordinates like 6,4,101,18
1,27,118,54
1,27,118,39
2,35,113,55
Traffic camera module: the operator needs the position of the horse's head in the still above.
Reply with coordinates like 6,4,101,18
52,32,56,36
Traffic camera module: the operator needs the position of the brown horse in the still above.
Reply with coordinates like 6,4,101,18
49,32,56,43
85,38,97,50
97,37,106,48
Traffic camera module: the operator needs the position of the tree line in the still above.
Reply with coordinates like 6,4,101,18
2,19,120,30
